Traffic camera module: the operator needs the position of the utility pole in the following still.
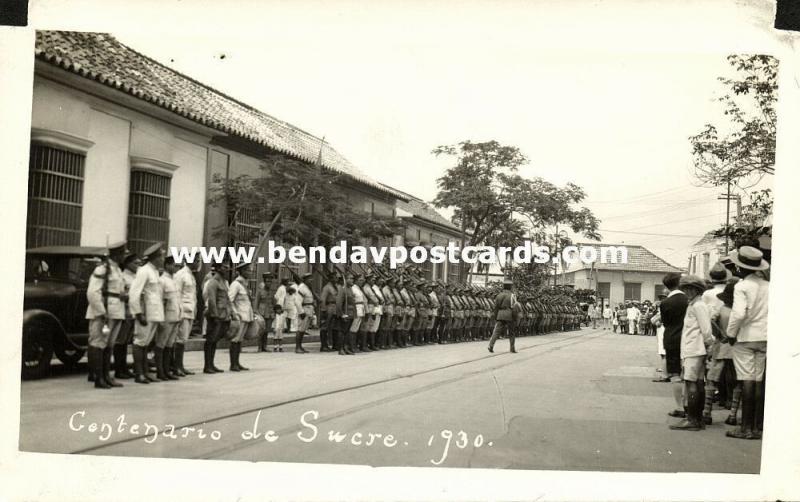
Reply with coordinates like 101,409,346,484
718,176,736,255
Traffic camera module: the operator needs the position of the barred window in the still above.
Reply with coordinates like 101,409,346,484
448,262,461,284
623,282,641,301
233,207,260,294
128,169,171,255
26,144,85,248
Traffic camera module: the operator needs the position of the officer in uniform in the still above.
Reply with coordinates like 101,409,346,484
203,263,232,373
335,274,358,355
254,272,276,352
377,274,394,350
86,240,127,389
172,257,198,376
228,263,254,370
488,277,517,354
155,255,181,381
295,272,316,354
319,271,339,352
113,251,140,380
129,242,166,384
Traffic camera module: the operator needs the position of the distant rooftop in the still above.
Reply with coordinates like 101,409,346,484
565,243,682,273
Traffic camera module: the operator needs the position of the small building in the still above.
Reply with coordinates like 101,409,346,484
687,232,727,279
562,243,682,307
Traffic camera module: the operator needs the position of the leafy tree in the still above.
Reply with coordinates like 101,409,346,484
690,54,778,188
432,140,601,281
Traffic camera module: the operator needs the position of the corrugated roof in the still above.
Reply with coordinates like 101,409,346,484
34,31,405,199
566,243,682,273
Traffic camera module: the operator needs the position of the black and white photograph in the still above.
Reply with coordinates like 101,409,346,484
2,1,799,500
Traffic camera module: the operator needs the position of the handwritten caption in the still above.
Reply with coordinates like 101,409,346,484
69,409,494,465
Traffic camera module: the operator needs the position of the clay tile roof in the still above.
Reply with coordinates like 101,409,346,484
381,184,460,232
567,243,682,273
34,31,406,199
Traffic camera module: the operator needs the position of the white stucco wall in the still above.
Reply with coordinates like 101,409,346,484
83,109,131,246
170,138,208,247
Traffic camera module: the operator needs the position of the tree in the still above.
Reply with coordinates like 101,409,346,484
690,54,778,188
432,140,601,281
208,153,403,268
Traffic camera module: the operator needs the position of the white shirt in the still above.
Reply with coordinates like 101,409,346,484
681,296,713,358
727,274,769,343
626,307,639,321
702,284,725,320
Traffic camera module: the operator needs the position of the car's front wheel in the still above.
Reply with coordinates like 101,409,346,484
22,324,53,380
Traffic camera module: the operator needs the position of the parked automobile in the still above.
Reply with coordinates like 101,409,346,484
22,246,106,379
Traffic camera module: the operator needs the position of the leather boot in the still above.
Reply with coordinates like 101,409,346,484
211,342,224,372
346,332,356,355
154,347,168,381
367,332,375,350
177,344,193,375
132,345,149,384
298,332,308,353
236,342,250,370
164,347,179,380
168,346,182,376
203,341,215,373
173,344,187,376
113,344,133,379
338,331,346,355
510,335,517,353
103,347,123,387
90,347,111,389
230,342,241,371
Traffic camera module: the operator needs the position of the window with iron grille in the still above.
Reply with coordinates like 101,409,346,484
597,282,611,301
26,144,85,248
233,207,260,294
127,169,171,255
420,257,433,279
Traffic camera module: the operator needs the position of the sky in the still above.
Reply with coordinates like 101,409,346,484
97,0,778,268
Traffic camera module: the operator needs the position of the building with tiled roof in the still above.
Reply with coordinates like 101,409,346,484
561,243,682,307
33,31,405,200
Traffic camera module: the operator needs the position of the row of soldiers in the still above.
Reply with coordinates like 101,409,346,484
85,241,584,390
85,241,262,388
253,265,585,356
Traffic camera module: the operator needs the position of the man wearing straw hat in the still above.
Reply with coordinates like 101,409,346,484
725,246,770,440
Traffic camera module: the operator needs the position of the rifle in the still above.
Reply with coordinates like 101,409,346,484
101,234,111,336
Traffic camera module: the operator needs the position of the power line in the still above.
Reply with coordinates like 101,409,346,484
585,184,695,204
598,229,706,238
622,210,728,232
599,196,717,222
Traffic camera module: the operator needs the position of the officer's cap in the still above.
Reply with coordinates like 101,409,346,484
108,240,127,254
122,251,139,266
142,242,164,261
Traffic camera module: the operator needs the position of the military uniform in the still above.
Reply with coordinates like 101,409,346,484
488,279,517,353
172,262,197,375
113,252,139,379
228,268,254,369
319,278,339,351
203,266,231,373
129,243,166,384
85,242,126,389
295,273,315,354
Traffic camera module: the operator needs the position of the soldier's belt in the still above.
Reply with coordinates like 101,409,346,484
104,292,123,298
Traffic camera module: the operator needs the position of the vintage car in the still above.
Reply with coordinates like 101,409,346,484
22,246,107,379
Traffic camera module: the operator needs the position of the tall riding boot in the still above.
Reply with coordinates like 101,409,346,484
299,332,308,353
367,331,376,350
169,346,185,377
237,342,250,370
203,340,215,373
212,342,225,372
113,344,132,379
164,347,179,380
230,342,241,371
174,344,189,376
154,347,168,381
90,347,111,389
346,332,357,355
510,335,517,353
754,380,765,435
132,345,149,384
103,347,123,387
320,329,328,352
338,331,346,355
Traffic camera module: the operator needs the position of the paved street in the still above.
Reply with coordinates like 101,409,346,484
19,328,761,473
